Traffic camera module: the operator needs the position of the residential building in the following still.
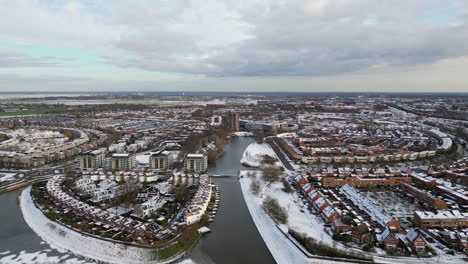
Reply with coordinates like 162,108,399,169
352,224,372,246
340,184,400,229
224,111,240,131
150,151,173,170
413,210,468,228
79,149,106,169
378,228,398,250
111,153,136,171
405,228,427,252
184,153,207,173
401,183,447,209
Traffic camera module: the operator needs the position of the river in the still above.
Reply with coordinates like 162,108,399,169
187,136,275,264
0,188,88,263
0,136,274,264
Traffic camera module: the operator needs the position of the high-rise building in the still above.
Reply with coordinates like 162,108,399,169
184,153,207,173
150,151,173,170
79,149,106,169
111,153,136,171
224,112,240,131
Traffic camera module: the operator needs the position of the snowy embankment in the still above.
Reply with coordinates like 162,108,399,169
240,143,281,168
239,171,308,264
276,132,297,138
239,172,467,264
231,131,254,137
20,187,183,264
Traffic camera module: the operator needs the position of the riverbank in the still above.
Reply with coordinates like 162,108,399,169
239,172,307,264
239,171,468,264
20,186,186,264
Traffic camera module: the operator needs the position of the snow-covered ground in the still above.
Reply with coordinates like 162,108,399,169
239,171,467,264
106,205,133,215
0,173,17,182
232,131,254,137
240,143,281,168
239,171,308,264
136,151,180,165
20,187,185,264
136,153,152,164
240,170,335,246
0,248,91,264
276,132,297,138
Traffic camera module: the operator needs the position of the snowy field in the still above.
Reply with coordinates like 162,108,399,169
0,173,17,183
20,186,186,264
240,143,281,168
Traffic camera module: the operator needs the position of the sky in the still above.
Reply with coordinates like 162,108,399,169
0,0,468,93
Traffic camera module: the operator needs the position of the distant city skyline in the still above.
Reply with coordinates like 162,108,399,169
1,0,467,92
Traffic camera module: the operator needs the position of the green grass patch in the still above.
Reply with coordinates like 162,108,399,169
0,107,67,116
158,242,183,260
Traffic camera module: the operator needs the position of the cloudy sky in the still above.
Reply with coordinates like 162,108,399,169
1,0,467,93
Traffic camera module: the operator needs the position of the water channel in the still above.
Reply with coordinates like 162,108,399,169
0,136,275,264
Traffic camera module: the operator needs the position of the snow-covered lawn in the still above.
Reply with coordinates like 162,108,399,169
240,171,335,246
240,143,281,168
136,153,151,164
20,187,184,264
364,190,419,218
0,173,17,183
239,171,308,264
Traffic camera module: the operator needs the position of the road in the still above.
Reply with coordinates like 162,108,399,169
265,137,295,171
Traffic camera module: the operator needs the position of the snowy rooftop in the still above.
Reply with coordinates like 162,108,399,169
415,210,467,220
340,184,395,228
187,153,204,158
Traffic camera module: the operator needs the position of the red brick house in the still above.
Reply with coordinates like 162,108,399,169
331,216,353,233
406,228,427,252
322,205,341,223
379,228,398,250
352,224,372,245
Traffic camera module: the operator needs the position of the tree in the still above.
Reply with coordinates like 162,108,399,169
122,178,139,210
250,180,261,196
175,185,187,203
206,149,218,163
63,168,76,191
262,167,281,184
281,178,292,193
253,130,265,144
262,155,277,165
263,196,288,224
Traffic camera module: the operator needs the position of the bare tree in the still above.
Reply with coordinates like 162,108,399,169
122,178,139,210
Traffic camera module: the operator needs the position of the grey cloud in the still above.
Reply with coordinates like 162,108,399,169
0,48,72,68
104,0,468,77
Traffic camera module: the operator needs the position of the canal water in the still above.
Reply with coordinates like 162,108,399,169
0,188,88,263
0,136,274,264
187,136,275,264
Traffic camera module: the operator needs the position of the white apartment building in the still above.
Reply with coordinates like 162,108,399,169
111,153,136,171
184,153,207,173
79,149,106,169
